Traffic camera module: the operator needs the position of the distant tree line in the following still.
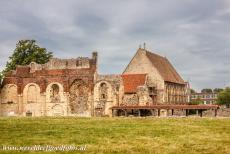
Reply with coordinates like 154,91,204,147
190,88,224,94
217,87,230,108
190,87,230,107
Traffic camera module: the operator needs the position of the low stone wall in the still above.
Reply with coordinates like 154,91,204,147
203,107,230,117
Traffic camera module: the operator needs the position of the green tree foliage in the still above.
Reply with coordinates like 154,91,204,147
201,88,213,93
4,40,53,73
213,88,224,93
217,87,230,108
190,98,203,105
190,89,196,94
0,71,3,85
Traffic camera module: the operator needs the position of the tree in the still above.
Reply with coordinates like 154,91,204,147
190,98,203,105
213,88,224,93
3,40,53,74
190,89,196,94
0,71,3,85
217,87,230,108
201,88,213,93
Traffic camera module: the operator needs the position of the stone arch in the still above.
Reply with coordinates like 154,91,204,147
23,83,41,104
94,81,113,116
1,84,18,104
0,84,18,116
46,82,64,103
99,82,108,100
23,83,42,116
94,81,113,102
69,79,89,115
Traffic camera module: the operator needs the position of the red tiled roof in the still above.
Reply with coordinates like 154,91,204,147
121,74,147,93
145,51,185,84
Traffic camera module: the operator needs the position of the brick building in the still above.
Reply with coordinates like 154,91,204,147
190,92,218,104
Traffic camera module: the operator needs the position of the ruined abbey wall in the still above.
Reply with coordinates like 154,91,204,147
0,52,97,117
94,75,121,116
0,49,188,117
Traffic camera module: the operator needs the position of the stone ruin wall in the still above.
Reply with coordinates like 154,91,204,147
0,53,97,117
0,50,192,117
94,75,121,116
203,106,230,117
30,57,91,73
121,86,153,106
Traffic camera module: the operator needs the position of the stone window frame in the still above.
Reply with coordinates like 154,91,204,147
23,83,41,104
1,84,18,104
46,82,64,103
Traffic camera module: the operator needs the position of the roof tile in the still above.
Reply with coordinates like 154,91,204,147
146,51,185,84
122,74,147,93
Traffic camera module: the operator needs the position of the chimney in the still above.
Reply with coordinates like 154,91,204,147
92,52,98,60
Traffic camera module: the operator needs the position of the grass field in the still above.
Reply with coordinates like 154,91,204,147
0,117,230,154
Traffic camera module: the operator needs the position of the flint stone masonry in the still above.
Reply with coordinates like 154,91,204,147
0,52,97,117
0,48,191,117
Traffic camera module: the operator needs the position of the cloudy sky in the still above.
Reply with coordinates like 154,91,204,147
0,0,230,91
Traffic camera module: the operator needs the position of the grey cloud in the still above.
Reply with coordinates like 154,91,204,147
0,0,230,91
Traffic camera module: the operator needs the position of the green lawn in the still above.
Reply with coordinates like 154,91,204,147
0,117,230,154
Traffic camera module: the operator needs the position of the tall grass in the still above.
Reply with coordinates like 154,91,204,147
0,117,230,154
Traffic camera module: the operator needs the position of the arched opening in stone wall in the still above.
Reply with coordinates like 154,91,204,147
27,85,37,103
94,81,115,117
23,83,41,117
69,79,89,114
7,85,18,104
99,83,108,100
50,84,60,103
1,84,18,116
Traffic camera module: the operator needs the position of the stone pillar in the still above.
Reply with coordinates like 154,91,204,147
186,109,189,117
41,93,46,116
196,109,199,116
138,110,141,117
214,109,217,117
158,109,160,117
124,109,127,117
200,110,203,117
18,94,23,116
150,109,154,116
112,109,114,117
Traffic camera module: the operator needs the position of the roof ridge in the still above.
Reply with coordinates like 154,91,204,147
145,49,185,84
164,57,184,83
145,50,165,59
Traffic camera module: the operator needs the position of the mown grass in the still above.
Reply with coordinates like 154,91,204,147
0,117,230,154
